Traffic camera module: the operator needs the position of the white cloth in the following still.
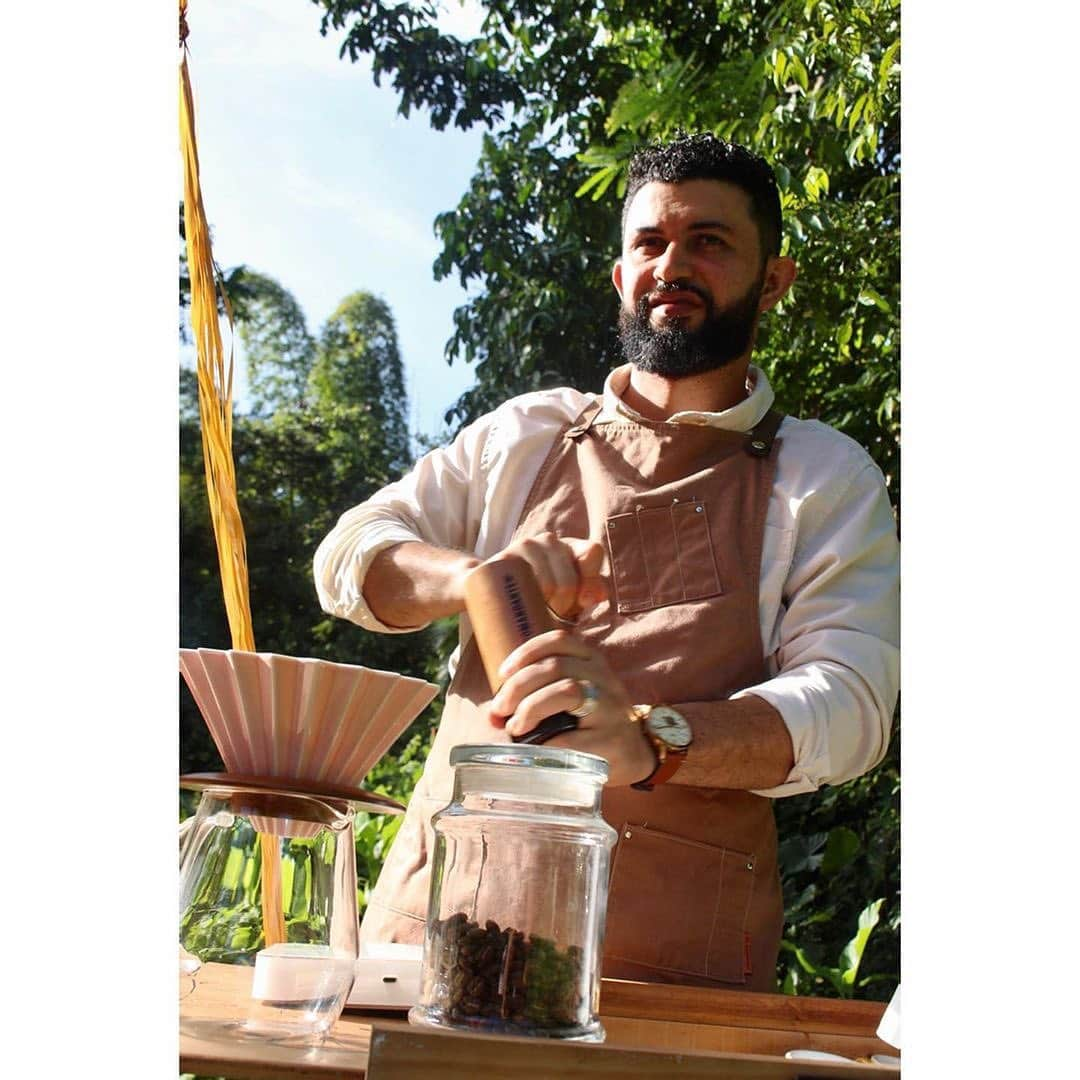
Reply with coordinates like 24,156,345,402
313,364,900,798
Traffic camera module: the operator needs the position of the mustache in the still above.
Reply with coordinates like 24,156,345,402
642,280,713,309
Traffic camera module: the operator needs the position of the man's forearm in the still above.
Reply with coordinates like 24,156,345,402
672,694,795,791
362,542,481,630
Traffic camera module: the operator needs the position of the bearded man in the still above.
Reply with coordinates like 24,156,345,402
314,133,900,992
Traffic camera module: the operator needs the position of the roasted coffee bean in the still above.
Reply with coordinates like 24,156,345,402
431,911,587,1033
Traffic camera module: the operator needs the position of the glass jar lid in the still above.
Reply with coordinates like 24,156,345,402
449,743,609,783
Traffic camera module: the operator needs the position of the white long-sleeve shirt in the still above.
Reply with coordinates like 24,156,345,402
314,364,900,799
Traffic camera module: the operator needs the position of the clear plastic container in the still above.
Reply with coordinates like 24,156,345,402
179,783,359,1042
409,744,617,1042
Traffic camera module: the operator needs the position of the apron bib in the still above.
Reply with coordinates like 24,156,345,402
361,401,785,991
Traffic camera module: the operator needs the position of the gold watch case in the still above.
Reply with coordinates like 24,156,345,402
631,705,692,790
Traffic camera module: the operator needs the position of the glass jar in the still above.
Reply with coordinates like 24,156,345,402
409,744,617,1042
179,782,359,1042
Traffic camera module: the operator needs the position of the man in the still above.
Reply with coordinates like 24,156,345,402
314,133,899,992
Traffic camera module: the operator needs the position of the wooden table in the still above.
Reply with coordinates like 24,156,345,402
180,970,899,1079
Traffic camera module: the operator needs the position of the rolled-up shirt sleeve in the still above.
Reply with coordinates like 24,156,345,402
312,414,495,633
737,459,900,797
313,388,589,636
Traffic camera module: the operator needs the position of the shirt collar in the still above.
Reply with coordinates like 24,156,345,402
602,363,775,432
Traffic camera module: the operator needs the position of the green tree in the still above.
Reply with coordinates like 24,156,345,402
310,292,412,487
235,270,317,415
314,0,900,998
316,1,898,498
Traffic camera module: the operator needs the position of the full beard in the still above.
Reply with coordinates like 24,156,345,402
617,275,765,378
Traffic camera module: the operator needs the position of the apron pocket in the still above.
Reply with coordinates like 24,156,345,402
604,822,756,985
606,500,722,613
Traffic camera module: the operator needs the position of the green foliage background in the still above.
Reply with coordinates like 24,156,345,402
181,0,899,1001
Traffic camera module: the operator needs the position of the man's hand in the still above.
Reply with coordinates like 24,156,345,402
488,628,657,788
491,533,606,620
363,533,606,630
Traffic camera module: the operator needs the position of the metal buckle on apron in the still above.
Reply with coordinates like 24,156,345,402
743,409,784,457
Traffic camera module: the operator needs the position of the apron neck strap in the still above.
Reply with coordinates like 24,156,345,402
566,398,785,456
565,399,604,439
744,408,785,457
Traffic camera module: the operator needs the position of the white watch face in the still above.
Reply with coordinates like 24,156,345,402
645,707,692,749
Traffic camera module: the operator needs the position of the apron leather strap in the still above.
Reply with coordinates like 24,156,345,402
565,399,604,440
744,408,785,457
568,401,785,455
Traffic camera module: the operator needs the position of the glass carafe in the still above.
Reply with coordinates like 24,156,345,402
409,744,617,1042
179,781,358,1042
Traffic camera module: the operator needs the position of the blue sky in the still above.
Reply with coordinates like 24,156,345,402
183,0,488,438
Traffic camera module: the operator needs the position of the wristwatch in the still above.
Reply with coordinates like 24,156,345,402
630,705,693,791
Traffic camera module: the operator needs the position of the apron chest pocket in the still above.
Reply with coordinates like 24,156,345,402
606,500,722,614
604,823,756,985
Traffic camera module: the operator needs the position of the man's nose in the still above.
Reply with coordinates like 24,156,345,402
653,242,691,285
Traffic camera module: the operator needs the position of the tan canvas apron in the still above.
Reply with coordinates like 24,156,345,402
360,401,786,992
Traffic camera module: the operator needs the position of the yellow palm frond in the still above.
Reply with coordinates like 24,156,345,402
179,2,255,653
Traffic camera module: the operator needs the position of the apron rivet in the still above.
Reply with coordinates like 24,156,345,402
751,440,766,451
746,862,754,871
624,830,632,839
695,505,704,513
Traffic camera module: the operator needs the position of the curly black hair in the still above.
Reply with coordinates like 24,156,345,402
622,133,782,259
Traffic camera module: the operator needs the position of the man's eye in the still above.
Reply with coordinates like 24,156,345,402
698,234,726,247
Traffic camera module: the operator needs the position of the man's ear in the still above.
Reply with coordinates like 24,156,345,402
612,258,625,302
758,256,797,312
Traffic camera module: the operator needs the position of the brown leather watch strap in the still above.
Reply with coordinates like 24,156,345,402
634,747,686,791
630,715,689,791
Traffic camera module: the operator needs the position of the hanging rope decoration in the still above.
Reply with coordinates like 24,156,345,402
180,1,289,948
179,1,256,653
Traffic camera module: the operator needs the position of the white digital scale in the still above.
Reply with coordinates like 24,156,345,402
345,942,423,1010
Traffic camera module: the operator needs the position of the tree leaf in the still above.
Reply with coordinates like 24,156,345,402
857,286,892,313
879,39,901,93
790,53,809,92
822,826,861,874
574,166,615,198
838,899,885,981
773,48,788,87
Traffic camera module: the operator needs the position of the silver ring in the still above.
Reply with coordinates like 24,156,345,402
569,679,600,719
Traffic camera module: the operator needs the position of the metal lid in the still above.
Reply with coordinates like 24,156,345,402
449,743,609,783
